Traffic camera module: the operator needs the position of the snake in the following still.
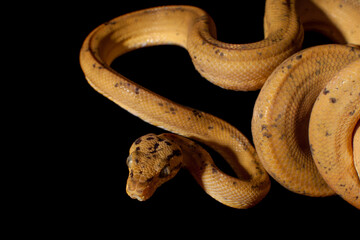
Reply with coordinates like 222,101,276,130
79,0,360,209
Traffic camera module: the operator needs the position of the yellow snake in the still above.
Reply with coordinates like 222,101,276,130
79,0,360,209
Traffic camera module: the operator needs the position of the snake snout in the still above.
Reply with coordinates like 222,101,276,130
126,171,157,201
126,176,155,201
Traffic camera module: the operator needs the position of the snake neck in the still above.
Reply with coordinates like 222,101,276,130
159,133,216,175
160,133,270,209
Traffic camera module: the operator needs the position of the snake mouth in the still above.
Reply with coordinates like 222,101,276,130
128,192,147,201
126,180,155,201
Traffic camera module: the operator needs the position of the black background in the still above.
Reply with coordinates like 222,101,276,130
32,0,359,236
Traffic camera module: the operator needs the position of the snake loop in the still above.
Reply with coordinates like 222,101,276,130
80,0,360,208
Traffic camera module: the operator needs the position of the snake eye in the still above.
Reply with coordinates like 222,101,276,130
159,165,170,178
126,155,133,167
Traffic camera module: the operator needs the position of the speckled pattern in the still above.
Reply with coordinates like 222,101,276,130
309,59,360,208
80,0,360,208
252,45,360,208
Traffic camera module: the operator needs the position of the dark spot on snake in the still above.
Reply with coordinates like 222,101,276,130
325,131,331,136
135,87,139,94
165,141,172,146
296,54,302,60
202,40,206,45
219,52,224,57
212,167,218,174
130,170,134,178
287,64,292,69
330,97,337,103
233,181,237,185
208,126,214,130
349,110,355,116
215,49,220,55
323,88,330,95
135,138,142,145
339,4,343,8
150,143,159,153
158,102,164,106
135,159,139,164
146,137,154,140
193,55,197,59
92,63,96,68
192,109,203,118
146,176,154,182
259,113,263,119
136,147,140,151
114,83,119,87
263,132,272,138
98,66,104,69
166,149,182,161
173,149,181,156
261,125,267,131
243,143,249,151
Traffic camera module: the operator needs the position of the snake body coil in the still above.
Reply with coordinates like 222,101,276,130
80,0,360,209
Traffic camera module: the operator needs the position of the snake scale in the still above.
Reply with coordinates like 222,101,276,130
80,0,360,209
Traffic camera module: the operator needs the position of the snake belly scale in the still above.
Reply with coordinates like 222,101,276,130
80,0,360,209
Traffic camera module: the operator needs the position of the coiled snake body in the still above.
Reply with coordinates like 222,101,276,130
80,0,360,209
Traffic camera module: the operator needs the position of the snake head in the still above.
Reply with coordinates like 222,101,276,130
126,133,183,201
